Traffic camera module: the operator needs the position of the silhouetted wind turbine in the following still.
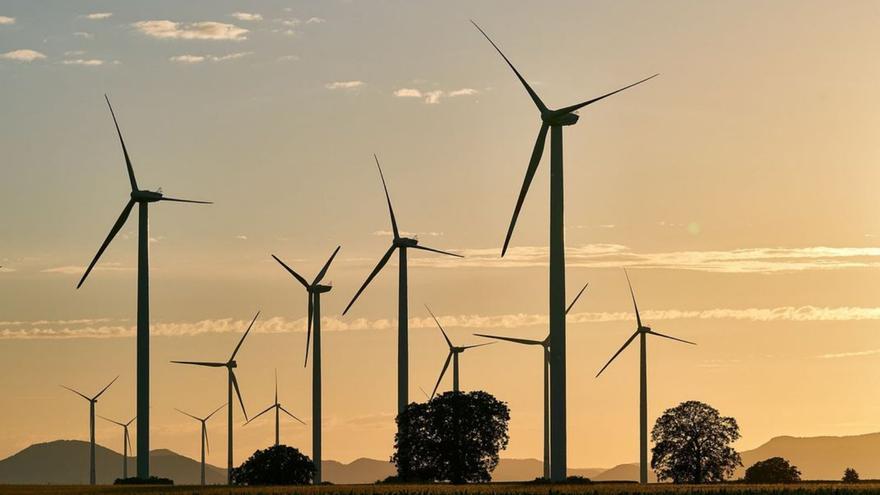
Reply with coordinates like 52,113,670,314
472,21,656,481
61,376,118,485
172,312,258,484
176,404,224,486
476,282,588,479
77,95,211,480
98,414,135,480
244,370,306,447
272,247,339,484
596,271,696,484
425,305,493,398
342,155,461,449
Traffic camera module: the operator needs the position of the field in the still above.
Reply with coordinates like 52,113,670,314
2,484,880,495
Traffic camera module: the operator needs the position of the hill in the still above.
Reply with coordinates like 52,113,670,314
738,432,880,480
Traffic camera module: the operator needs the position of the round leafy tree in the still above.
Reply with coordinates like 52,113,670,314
392,390,510,483
231,445,315,486
843,467,860,483
744,457,801,483
651,400,742,483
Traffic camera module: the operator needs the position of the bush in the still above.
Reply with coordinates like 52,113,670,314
744,457,801,483
843,467,860,483
231,444,315,486
113,476,173,485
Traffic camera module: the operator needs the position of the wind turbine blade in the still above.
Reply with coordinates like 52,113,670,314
271,255,309,288
624,269,642,328
158,197,212,204
125,416,136,427
98,415,125,427
596,330,640,378
425,305,453,348
244,404,275,425
565,282,589,315
312,245,341,285
104,95,138,191
470,21,548,113
555,74,659,115
342,245,395,315
418,386,429,400
125,429,132,455
77,200,135,288
502,123,549,257
374,155,400,239
205,403,226,421
170,360,226,367
461,342,495,350
430,352,453,399
93,375,118,400
61,385,91,401
304,293,313,368
175,408,201,421
230,371,248,421
280,406,307,425
274,369,278,405
648,330,696,346
411,245,463,258
474,333,543,346
203,427,210,454
230,311,260,361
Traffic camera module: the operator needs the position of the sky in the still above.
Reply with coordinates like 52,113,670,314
1,0,879,471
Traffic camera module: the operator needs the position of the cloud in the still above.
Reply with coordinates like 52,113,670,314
448,88,478,97
0,16,15,25
169,52,251,64
235,235,248,240
393,88,423,98
133,20,248,41
1,49,46,62
73,32,94,39
41,263,131,275
230,12,262,21
818,348,880,360
412,244,880,273
306,17,326,24
83,13,112,20
325,80,364,90
169,54,205,64
62,59,104,66
393,87,478,104
0,266,16,273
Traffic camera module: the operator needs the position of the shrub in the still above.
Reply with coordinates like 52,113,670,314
744,457,801,483
843,467,860,483
231,444,315,486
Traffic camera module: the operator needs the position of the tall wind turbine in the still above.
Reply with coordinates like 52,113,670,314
172,312,258,484
272,247,338,484
472,21,657,481
342,156,461,451
244,370,306,447
98,414,135,480
596,271,696,484
425,305,493,398
61,376,118,485
176,404,224,486
475,282,588,479
77,95,211,480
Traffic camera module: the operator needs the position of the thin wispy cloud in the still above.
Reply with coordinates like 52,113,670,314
325,80,364,90
1,49,46,62
818,348,880,360
133,20,248,41
62,59,105,66
230,12,262,22
306,17,326,24
235,235,248,240
41,263,131,275
82,13,112,20
0,16,15,25
372,230,443,238
73,32,94,39
169,52,251,64
393,87,479,104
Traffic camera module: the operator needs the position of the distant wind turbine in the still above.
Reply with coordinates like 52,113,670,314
272,246,339,484
61,376,118,485
425,305,493,398
472,20,657,481
342,155,461,455
596,270,696,484
176,404,225,486
172,312,258,484
244,370,306,447
475,282,588,479
77,95,211,480
98,414,135,480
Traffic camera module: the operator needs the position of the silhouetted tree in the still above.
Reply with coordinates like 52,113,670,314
744,457,801,483
651,400,741,483
843,467,860,483
231,445,315,486
392,391,510,483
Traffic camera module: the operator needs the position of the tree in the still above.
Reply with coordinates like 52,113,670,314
231,445,315,486
650,400,742,483
843,467,860,483
392,391,510,483
744,457,801,483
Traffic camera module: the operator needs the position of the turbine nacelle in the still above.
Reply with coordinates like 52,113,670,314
543,111,579,126
394,237,419,248
310,284,332,294
131,190,163,203
227,360,237,369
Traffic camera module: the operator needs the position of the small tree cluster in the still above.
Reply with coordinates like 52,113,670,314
842,467,860,483
744,457,801,483
231,444,315,486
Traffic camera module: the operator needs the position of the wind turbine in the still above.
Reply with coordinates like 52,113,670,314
171,312,258,484
98,414,135,480
61,376,118,485
176,404,224,486
425,305,493,398
342,155,461,451
596,271,696,484
77,95,211,480
475,282,588,479
244,370,306,447
472,21,657,481
272,247,339,484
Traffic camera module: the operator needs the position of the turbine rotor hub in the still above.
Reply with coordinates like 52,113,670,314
395,237,419,248
543,111,579,126
131,190,163,202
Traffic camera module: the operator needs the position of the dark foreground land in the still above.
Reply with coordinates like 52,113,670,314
3,483,880,495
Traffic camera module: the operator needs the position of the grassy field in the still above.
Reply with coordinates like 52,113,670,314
2,483,880,495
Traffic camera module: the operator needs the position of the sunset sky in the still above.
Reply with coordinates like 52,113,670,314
1,0,879,471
